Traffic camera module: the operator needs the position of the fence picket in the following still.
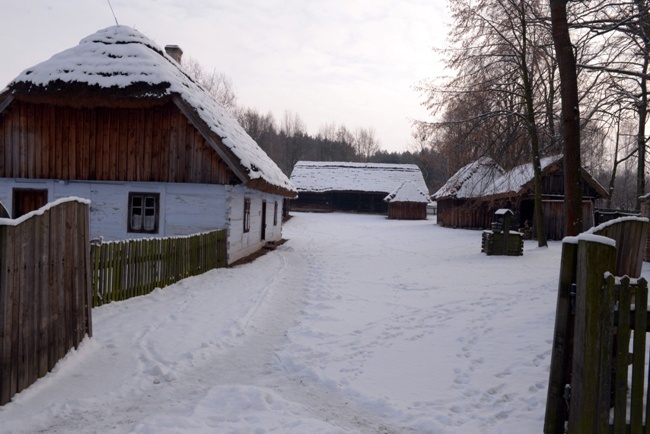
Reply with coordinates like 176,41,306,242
0,200,91,406
613,276,631,433
631,278,647,433
90,230,226,307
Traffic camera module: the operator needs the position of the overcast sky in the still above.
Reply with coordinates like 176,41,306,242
1,0,449,153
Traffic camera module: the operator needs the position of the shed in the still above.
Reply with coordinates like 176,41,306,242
433,155,609,240
384,182,430,220
0,25,297,264
289,161,429,214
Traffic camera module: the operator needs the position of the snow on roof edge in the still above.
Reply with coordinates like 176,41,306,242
6,25,296,196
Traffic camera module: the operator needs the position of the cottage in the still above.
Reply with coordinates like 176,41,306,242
289,161,429,214
0,25,297,264
384,181,430,220
433,155,608,240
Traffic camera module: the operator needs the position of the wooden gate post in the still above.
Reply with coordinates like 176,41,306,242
544,239,578,434
568,236,616,434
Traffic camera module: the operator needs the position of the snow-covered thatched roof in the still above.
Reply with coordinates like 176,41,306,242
433,155,608,200
486,155,563,196
0,25,296,198
432,157,505,199
290,161,429,195
384,181,430,204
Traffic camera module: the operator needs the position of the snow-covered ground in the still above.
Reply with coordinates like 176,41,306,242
3,212,642,433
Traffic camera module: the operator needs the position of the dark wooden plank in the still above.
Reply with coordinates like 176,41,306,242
159,106,173,182
613,276,631,433
126,109,137,181
18,101,28,178
11,103,20,177
151,106,162,181
544,241,577,434
0,107,8,177
62,107,71,179
168,108,178,182
33,103,42,178
568,238,616,433
68,107,78,179
47,202,59,370
630,278,647,433
0,225,14,405
54,202,68,363
43,104,53,179
87,108,96,179
143,109,153,181
37,207,50,378
136,108,145,181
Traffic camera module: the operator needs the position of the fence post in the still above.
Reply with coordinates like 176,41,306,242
544,239,578,434
568,236,616,434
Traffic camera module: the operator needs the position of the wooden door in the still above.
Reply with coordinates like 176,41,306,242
261,201,267,241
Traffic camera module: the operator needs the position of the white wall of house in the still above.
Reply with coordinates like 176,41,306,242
0,178,286,265
0,179,228,241
226,185,285,264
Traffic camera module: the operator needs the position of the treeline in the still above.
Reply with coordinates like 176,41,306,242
183,57,446,194
416,0,650,211
235,107,447,193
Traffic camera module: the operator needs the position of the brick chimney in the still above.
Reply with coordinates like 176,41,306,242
165,45,183,64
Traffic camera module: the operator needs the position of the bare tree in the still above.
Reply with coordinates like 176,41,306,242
570,0,650,208
550,0,583,235
183,57,238,113
419,0,556,246
354,127,381,162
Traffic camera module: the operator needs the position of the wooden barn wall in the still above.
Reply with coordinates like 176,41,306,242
542,168,603,198
436,198,495,229
387,202,427,220
536,200,595,240
291,191,389,214
0,100,236,185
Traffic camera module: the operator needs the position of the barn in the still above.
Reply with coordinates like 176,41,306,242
289,161,429,215
433,155,608,240
384,181,430,220
0,25,297,264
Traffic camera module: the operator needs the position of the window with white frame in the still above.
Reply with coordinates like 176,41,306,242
128,192,159,233
273,201,278,226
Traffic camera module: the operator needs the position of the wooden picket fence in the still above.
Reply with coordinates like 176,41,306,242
91,230,227,307
544,218,650,433
0,199,92,406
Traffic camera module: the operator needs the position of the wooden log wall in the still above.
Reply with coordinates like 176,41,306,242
387,202,427,220
0,200,92,406
0,100,235,185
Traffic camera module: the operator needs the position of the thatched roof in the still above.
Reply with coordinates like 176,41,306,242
290,161,429,195
432,157,505,199
433,155,608,200
384,182,430,203
0,25,296,198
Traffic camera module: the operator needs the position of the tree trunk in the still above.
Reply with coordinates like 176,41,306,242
520,0,548,247
550,0,583,236
607,114,621,209
635,0,650,210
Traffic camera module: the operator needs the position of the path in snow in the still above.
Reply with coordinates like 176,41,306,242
0,212,589,433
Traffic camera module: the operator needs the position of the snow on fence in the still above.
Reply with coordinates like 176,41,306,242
91,230,227,307
0,199,92,406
